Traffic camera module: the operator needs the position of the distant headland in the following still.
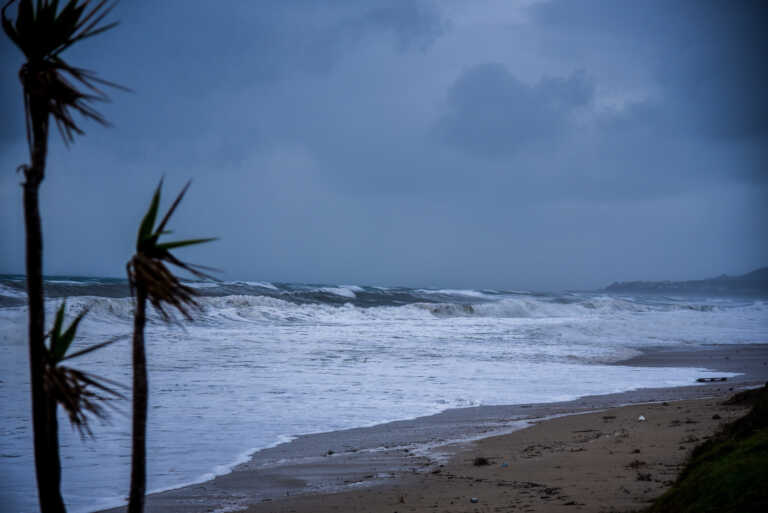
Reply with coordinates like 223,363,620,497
605,267,768,295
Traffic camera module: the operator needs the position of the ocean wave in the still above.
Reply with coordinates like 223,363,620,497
183,281,221,289
316,286,358,299
3,276,763,320
0,283,26,298
416,288,492,299
2,281,760,332
244,281,279,290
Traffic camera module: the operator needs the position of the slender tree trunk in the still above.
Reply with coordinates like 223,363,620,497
25,87,66,513
129,284,148,513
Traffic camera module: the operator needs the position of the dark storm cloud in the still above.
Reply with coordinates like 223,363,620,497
533,0,768,145
118,0,444,90
38,0,446,165
0,0,765,290
436,63,593,156
433,0,768,197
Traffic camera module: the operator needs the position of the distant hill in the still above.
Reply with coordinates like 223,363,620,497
605,267,768,296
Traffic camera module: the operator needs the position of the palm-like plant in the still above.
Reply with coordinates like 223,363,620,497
126,180,215,513
2,0,122,146
2,1,122,511
44,302,126,438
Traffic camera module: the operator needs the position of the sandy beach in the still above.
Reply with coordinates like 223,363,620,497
96,343,768,513
242,397,751,513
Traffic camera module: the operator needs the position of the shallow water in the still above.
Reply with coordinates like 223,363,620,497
0,277,765,512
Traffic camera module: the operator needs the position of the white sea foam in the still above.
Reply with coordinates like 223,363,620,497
183,281,221,289
0,290,765,513
319,286,358,298
416,288,492,298
0,283,26,298
242,281,278,290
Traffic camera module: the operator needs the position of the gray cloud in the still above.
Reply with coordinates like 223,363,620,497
533,0,768,145
0,0,765,290
435,63,593,156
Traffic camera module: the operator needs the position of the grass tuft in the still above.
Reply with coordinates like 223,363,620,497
646,383,768,513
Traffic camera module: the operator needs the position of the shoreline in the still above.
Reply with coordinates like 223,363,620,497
97,343,768,513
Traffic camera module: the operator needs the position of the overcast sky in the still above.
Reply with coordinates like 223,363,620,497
1,0,766,291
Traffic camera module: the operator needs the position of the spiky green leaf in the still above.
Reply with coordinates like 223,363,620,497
153,180,190,237
51,301,66,338
137,179,162,249
1,1,21,44
51,307,88,362
15,1,32,46
48,301,67,357
4,0,123,143
155,238,218,251
62,335,123,361
128,181,218,321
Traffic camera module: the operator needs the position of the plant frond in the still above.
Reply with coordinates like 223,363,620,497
54,0,118,56
49,300,67,343
152,180,190,238
160,250,216,280
61,334,125,360
155,237,218,252
3,0,126,145
127,254,200,321
21,60,113,144
54,305,88,360
43,301,127,437
44,362,126,438
47,301,89,363
127,182,217,322
136,178,163,250
3,0,119,60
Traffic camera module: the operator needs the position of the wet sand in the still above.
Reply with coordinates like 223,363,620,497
98,344,768,513
242,397,753,513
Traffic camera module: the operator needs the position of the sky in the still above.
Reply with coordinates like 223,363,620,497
1,0,766,291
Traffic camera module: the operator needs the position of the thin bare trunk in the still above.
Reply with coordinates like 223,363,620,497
129,284,148,513
25,85,66,513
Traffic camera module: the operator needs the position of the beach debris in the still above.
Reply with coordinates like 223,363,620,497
712,413,722,420
470,497,480,503
473,456,490,466
638,415,646,421
613,428,630,439
500,462,509,468
696,377,727,382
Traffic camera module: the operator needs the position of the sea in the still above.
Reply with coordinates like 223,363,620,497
0,275,766,512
